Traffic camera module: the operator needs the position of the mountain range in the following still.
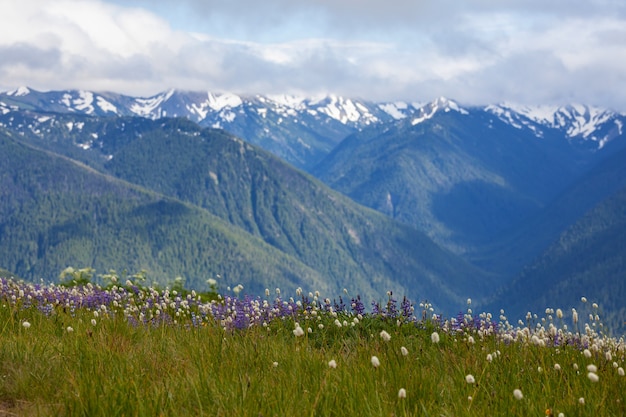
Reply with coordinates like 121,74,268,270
1,87,625,329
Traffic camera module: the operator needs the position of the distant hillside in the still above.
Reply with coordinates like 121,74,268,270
0,122,494,313
0,267,22,280
488,182,626,334
471,143,626,276
0,128,330,294
99,118,496,310
313,104,596,258
482,146,626,333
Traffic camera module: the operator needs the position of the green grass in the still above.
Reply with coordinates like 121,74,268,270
0,283,624,416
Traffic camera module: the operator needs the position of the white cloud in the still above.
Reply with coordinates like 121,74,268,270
1,0,625,110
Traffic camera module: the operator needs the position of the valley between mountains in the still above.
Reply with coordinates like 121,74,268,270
1,87,625,330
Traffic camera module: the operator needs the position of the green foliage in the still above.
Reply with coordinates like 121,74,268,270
101,118,495,310
0,131,326,296
495,183,626,333
0,118,494,313
58,267,95,287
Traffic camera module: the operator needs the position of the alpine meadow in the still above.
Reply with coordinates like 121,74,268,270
0,87,625,415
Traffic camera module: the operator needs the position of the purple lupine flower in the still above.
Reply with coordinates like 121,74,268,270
385,291,398,319
351,296,365,316
371,300,381,316
400,296,413,320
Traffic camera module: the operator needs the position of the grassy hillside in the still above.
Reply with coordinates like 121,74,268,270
0,278,623,416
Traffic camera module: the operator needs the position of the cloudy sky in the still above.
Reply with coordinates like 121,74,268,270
2,0,626,109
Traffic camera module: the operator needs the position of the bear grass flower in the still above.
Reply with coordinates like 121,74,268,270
293,325,305,337
22,321,31,329
371,356,380,368
398,388,406,399
431,331,440,344
465,374,475,384
587,372,599,382
400,346,409,356
513,389,523,400
379,330,391,342
328,360,337,369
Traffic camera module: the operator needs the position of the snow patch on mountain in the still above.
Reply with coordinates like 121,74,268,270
206,92,242,112
96,96,117,114
311,95,379,125
487,103,622,148
266,94,306,109
615,119,623,136
130,89,176,118
74,91,95,114
378,102,409,120
7,86,31,97
412,97,467,126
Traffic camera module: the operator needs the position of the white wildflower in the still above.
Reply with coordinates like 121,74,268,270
371,356,380,368
293,325,305,337
513,389,523,400
380,330,391,342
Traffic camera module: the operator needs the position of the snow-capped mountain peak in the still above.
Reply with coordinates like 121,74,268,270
206,92,243,112
7,86,31,97
1,87,623,155
411,97,468,125
486,102,623,148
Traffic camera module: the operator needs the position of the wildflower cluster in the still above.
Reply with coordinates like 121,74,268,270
1,276,625,416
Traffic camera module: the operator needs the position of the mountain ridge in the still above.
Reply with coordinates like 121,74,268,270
2,87,624,172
